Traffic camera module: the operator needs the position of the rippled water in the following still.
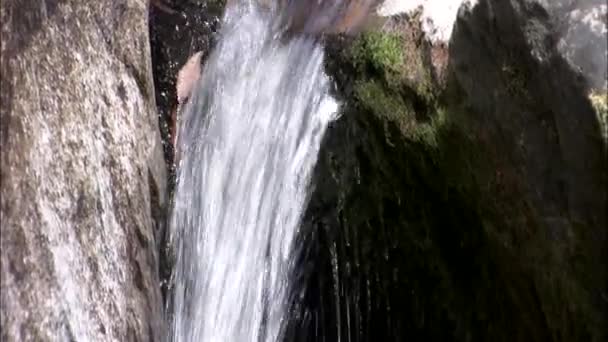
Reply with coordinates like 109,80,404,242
168,3,338,341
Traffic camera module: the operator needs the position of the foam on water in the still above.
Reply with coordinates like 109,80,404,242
168,3,338,341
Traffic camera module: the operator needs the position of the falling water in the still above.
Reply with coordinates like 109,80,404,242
168,3,338,341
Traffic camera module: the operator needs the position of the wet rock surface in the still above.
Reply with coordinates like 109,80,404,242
148,0,226,306
1,0,166,340
149,0,225,168
450,0,606,243
293,0,607,341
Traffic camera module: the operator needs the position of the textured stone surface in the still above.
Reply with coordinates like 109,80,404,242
1,0,166,340
537,0,607,90
450,0,606,233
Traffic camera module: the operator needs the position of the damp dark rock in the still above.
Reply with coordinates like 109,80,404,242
293,0,607,341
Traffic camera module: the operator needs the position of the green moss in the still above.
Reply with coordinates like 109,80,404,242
418,107,450,147
354,80,411,123
352,78,451,148
341,27,484,191
348,29,437,102
334,28,483,188
351,31,403,76
341,29,443,147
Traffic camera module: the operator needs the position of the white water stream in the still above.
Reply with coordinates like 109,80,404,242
169,3,338,341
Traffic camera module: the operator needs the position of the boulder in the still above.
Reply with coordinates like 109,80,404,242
291,0,607,341
1,0,166,340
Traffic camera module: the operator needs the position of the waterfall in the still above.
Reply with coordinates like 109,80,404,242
168,3,338,341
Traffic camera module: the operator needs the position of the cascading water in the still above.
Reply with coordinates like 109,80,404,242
168,3,338,341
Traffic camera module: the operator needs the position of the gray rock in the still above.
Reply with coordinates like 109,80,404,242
450,0,606,236
536,0,607,90
1,1,166,340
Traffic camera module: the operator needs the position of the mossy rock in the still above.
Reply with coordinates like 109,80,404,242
324,17,443,144
296,3,606,341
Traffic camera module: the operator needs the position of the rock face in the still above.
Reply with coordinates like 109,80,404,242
538,0,607,90
1,1,166,340
450,0,606,250
292,0,606,341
